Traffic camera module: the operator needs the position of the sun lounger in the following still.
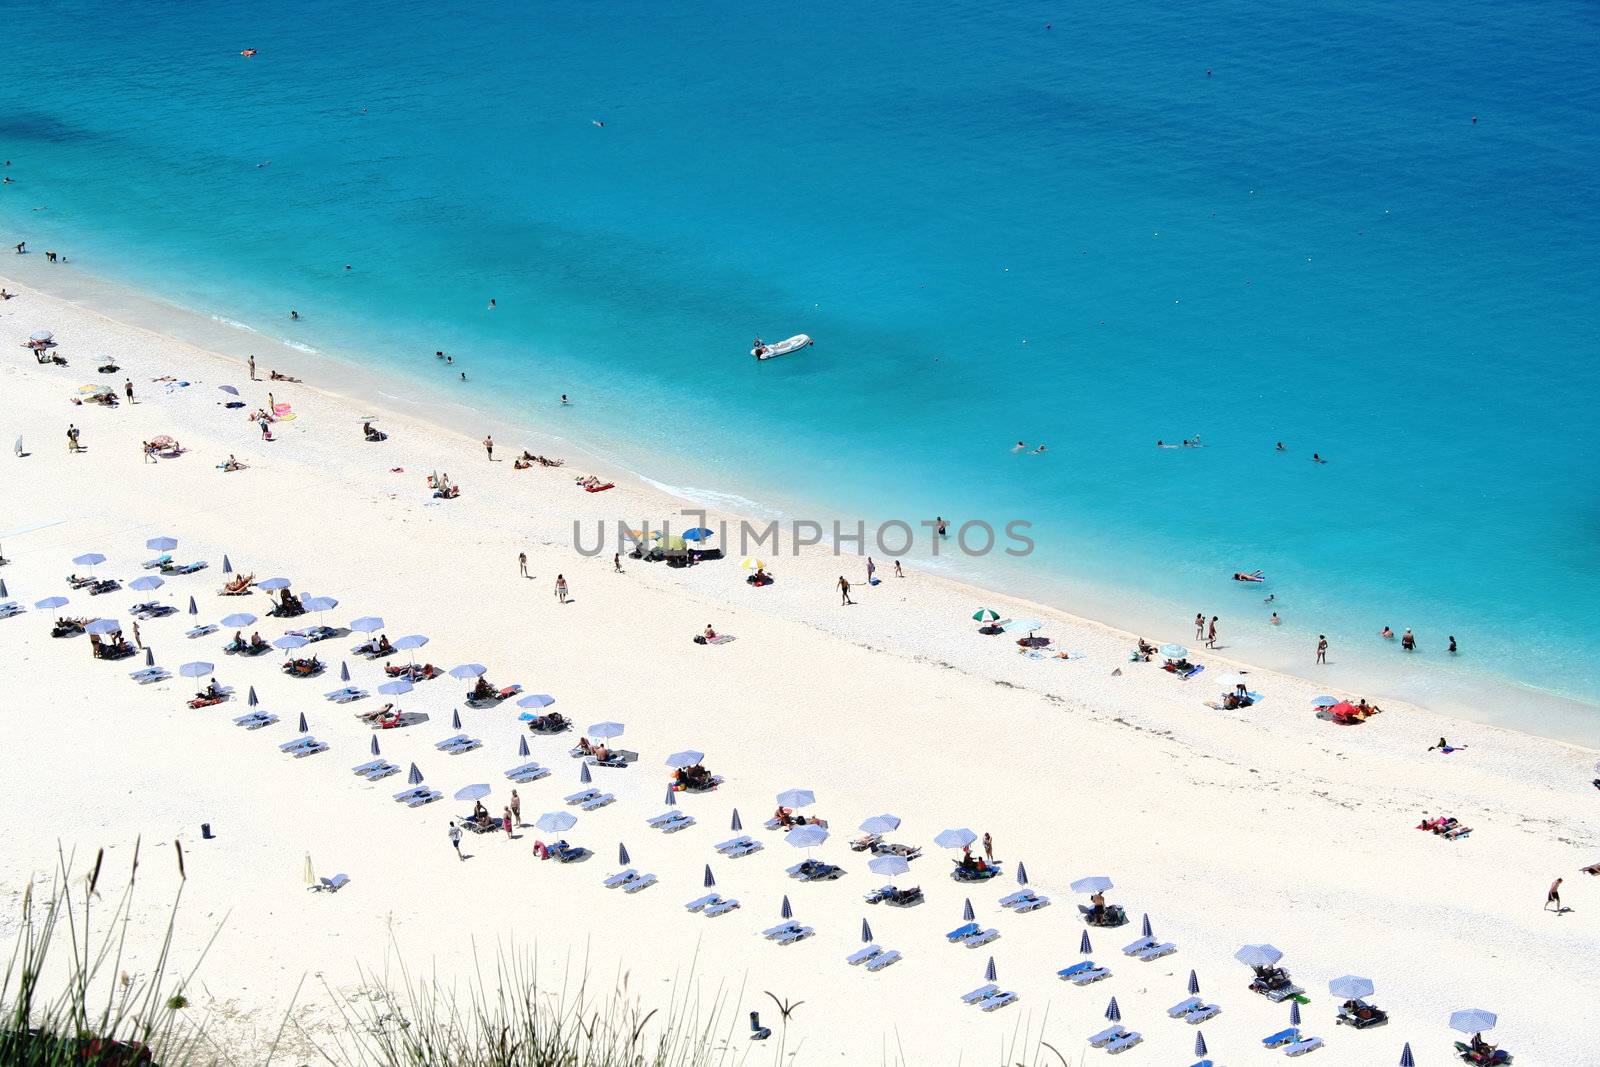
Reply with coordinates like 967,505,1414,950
1260,983,1304,1003
715,835,755,852
979,991,1017,1012
362,763,399,781
726,841,762,858
703,898,739,917
1058,961,1111,985
763,921,803,939
998,890,1034,907
352,759,387,775
946,922,980,942
505,762,549,782
685,893,721,912
1184,1004,1221,1024
280,737,317,752
961,983,999,1005
864,949,901,971
437,734,482,753
658,814,694,832
143,554,172,570
1137,942,1176,961
774,926,813,945
312,873,349,892
1015,894,1051,913
393,787,440,806
547,842,586,862
864,884,894,904
324,687,365,703
129,667,167,683
587,754,631,768
1105,1032,1143,1054
848,945,882,965
185,624,218,638
1123,935,1156,955
788,860,845,881
565,788,600,805
604,869,638,889
291,740,328,757
1090,1025,1130,1048
1263,1028,1301,1049
579,793,615,811
164,561,206,575
1169,997,1203,1017
961,928,999,948
232,711,274,728
622,872,656,893
1059,962,1095,981
649,811,688,828
885,886,924,906
1284,1037,1323,1056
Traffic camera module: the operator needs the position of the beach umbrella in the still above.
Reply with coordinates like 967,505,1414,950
518,735,530,757
378,679,412,696
934,828,977,850
662,786,675,806
1289,1001,1302,1025
535,811,576,833
1330,975,1375,1000
273,634,309,651
350,616,383,633
517,693,555,709
683,528,714,541
340,661,350,682
449,663,486,679
1449,1009,1496,1035
394,634,429,652
1016,862,1030,886
985,957,997,982
454,784,490,802
35,596,68,610
221,613,256,628
703,864,716,888
1071,875,1113,894
221,556,232,574
962,897,975,922
1141,913,1152,938
452,708,462,730
408,763,423,784
1212,673,1251,692
370,735,380,756
1104,997,1121,1022
580,763,592,784
187,596,197,615
73,552,106,569
1235,944,1283,968
739,557,766,570
297,712,308,733
588,721,625,740
1194,1032,1208,1057
1003,617,1044,634
30,330,53,342
731,809,742,831
1188,969,1200,995
0,580,7,599
146,536,179,552
1079,930,1092,954
1400,1043,1414,1067
776,788,815,809
861,918,873,943
86,619,122,635
859,814,901,834
247,686,258,706
785,825,828,850
218,385,240,396
144,648,154,667
257,577,291,591
618,842,630,865
868,855,910,878
972,608,1000,622
780,895,792,919
1312,695,1339,707
129,576,164,592
665,750,705,768
302,596,338,617
1158,643,1187,659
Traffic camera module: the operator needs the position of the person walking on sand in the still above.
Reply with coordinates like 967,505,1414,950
838,576,854,606
248,354,256,380
142,440,156,464
483,435,494,460
1546,877,1563,912
502,806,514,838
613,552,622,573
66,424,81,453
1316,635,1328,664
554,574,569,603
511,789,521,827
982,831,994,862
866,556,876,584
1206,616,1218,649
894,559,904,578
448,820,463,860
124,378,134,404
518,551,528,578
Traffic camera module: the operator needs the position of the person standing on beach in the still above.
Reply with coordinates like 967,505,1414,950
1206,616,1218,648
123,378,134,404
502,807,514,838
838,576,854,606
866,556,876,584
982,831,994,862
613,552,622,573
448,820,463,860
554,574,569,603
66,424,80,453
132,620,142,649
518,551,528,578
894,560,904,578
248,354,256,380
510,789,521,827
1195,613,1205,640
142,440,156,464
1316,635,1328,664
1547,877,1563,912
483,435,494,461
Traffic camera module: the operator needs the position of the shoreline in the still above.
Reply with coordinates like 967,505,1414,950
2,268,1596,1063
1,257,1596,746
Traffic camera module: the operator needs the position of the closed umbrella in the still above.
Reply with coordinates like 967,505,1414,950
535,811,576,833
665,750,705,768
221,613,256,628
340,661,350,682
858,814,901,834
349,616,383,633
1235,944,1283,968
1448,1009,1496,1035
187,596,197,615
1329,975,1375,1000
179,661,214,677
869,855,909,877
662,786,675,806
1105,997,1121,1022
303,852,314,886
0,579,7,599
985,957,997,982
454,784,490,802
1016,861,1029,886
144,648,154,667
1289,1002,1301,1025
247,686,258,706
703,864,716,888
1194,1032,1208,1057
297,712,308,733
580,763,592,784
146,536,179,552
518,735,530,757
452,708,462,730
961,897,976,921
408,763,423,784
1079,930,1092,954
1399,1043,1414,1067
129,575,164,592
517,693,555,709
731,808,742,831
780,895,792,919
35,596,69,610
1141,913,1152,938
934,828,977,850
861,918,873,943
370,735,380,756
618,842,630,865
776,788,815,809
221,556,232,574
1188,970,1200,995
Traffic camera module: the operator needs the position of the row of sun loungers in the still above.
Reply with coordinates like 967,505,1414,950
1122,934,1177,961
648,811,695,833
603,868,657,893
1264,1027,1324,1056
393,785,442,807
279,736,328,758
1058,960,1112,985
564,787,616,811
959,983,1018,1012
130,666,169,684
352,759,400,781
760,920,814,945
685,893,740,917
1166,996,1221,1023
945,921,999,949
1089,1024,1143,1053
846,944,902,971
435,733,482,754
998,888,1051,913
234,711,279,729
714,835,763,859
504,761,549,783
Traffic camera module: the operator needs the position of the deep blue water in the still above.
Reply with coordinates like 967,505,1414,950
3,1,1598,723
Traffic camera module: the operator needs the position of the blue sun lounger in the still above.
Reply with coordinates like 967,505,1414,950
715,835,754,852
763,921,804,939
1090,1025,1130,1048
604,869,638,889
505,762,549,782
393,786,440,806
864,949,901,971
1137,942,1176,961
1263,1028,1300,1049
129,667,167,684
774,926,813,945
1123,935,1157,955
579,793,615,811
312,873,349,892
622,872,655,892
946,922,980,942
704,898,740,917
848,945,882,966
685,893,721,912
726,840,762,858
436,734,479,752
185,624,218,638
565,788,600,806
1015,894,1051,913
998,890,1032,907
655,813,694,832
961,929,1000,948
280,736,318,752
360,762,399,781
324,687,365,703
960,984,999,1005
1059,961,1111,985
1106,1032,1143,1054
648,811,687,828
1284,1037,1323,1056
1185,1004,1221,1024
1169,997,1203,1017
235,711,273,728
290,739,328,757
979,991,1017,1011
352,759,387,775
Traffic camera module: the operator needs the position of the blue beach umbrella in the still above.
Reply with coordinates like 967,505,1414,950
1235,944,1283,968
146,536,178,552
618,842,630,865
129,575,164,592
785,825,828,849
518,735,530,757
274,634,309,651
1158,643,1187,659
247,686,258,706
1312,695,1339,707
1400,1043,1415,1067
861,918,873,943
187,596,197,615
394,634,428,652
1449,1009,1496,1035
1003,617,1043,634
350,616,383,634
1290,1001,1301,1025
776,788,816,809
217,385,239,396
1188,969,1200,995
1016,861,1029,886
370,735,380,756
449,663,486,679
682,528,713,541
452,708,462,730
858,814,901,834
934,828,977,850
340,661,350,682
985,956,997,982
663,786,676,806
1330,975,1375,1000
780,895,792,919
1079,930,1092,954
297,712,308,733
378,679,413,696
1194,1032,1208,1057
86,619,122,635
665,750,705,768
535,811,576,833
1104,996,1121,1022
408,763,423,784
579,763,592,784
454,784,490,802
302,596,338,613
1141,913,1152,938
35,596,69,610
868,855,910,877
221,613,256,628
0,579,6,598
731,809,742,831
144,648,154,667
1070,875,1113,895
517,693,555,709
221,555,232,574
257,577,291,591
73,553,106,569
703,864,716,888
962,898,975,922
588,721,625,740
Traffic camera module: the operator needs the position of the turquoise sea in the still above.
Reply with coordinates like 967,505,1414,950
3,1,1598,735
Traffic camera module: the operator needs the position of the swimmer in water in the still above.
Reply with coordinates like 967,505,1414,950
1264,593,1275,604
560,394,570,405
1381,626,1394,639
1270,612,1280,625
592,119,605,128
1276,441,1286,451
436,350,445,360
460,371,467,381
344,264,352,271
1012,441,1027,453
1029,444,1047,455
445,355,453,364
488,298,496,310
1312,453,1327,463
290,309,299,320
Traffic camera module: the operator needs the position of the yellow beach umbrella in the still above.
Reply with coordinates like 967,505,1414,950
740,557,767,570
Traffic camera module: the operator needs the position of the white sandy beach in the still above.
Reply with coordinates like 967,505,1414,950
1,273,1597,1065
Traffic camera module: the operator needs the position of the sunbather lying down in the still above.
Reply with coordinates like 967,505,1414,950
1581,862,1600,875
